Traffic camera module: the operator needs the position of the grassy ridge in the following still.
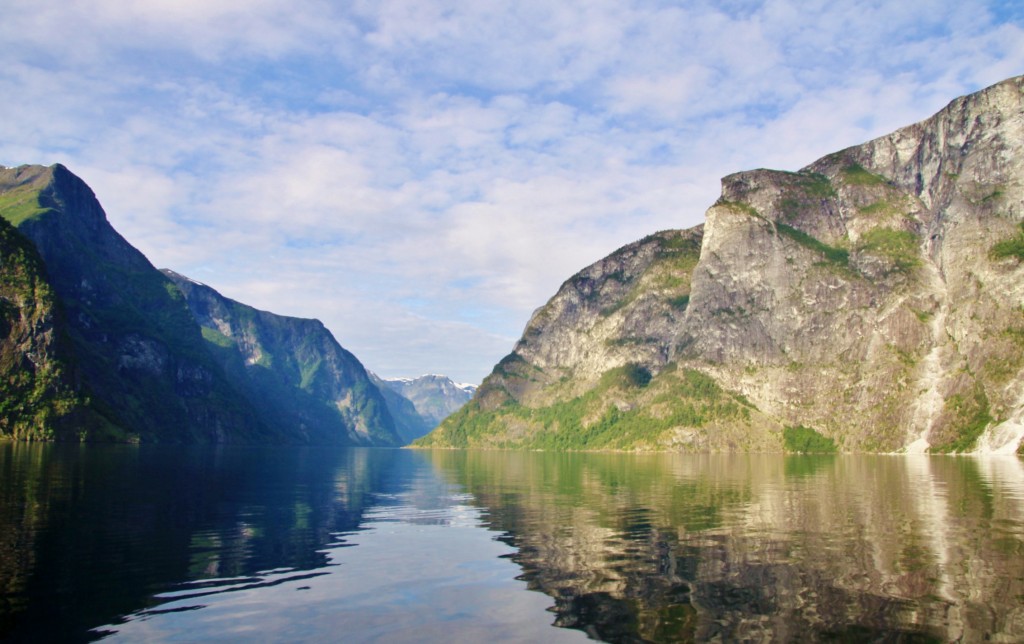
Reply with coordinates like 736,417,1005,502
417,363,757,450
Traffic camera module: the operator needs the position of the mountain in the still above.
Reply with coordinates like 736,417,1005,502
367,372,433,444
427,451,1024,642
163,271,402,446
378,374,476,428
0,163,399,445
0,214,104,439
418,75,1024,454
0,164,274,442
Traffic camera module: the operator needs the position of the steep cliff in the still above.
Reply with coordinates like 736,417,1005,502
0,164,272,442
420,75,1024,453
0,216,108,439
164,271,402,446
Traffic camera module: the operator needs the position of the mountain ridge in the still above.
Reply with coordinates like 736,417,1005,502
377,373,476,434
0,164,402,444
163,269,403,446
0,164,273,442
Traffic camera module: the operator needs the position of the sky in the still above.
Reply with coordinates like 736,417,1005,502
1,1,1022,384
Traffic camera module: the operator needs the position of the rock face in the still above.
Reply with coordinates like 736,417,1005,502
164,271,403,446
420,75,1024,453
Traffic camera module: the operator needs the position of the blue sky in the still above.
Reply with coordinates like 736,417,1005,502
2,1,1022,384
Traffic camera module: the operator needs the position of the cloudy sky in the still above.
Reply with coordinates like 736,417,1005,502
2,1,1022,384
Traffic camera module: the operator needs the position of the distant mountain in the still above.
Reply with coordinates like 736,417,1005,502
164,271,402,446
418,75,1024,454
367,372,433,444
0,163,400,445
377,374,476,431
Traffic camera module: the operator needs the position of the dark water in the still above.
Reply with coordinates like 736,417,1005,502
1,445,1023,642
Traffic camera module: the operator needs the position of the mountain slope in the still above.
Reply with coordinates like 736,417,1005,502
0,215,105,439
164,271,402,446
0,164,271,442
419,75,1024,454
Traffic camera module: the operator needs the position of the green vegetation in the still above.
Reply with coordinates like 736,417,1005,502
977,327,1024,384
782,425,838,453
932,387,992,453
418,363,754,451
982,189,1003,203
716,200,762,218
859,201,891,215
0,185,52,226
911,308,934,324
299,358,322,390
667,294,690,310
775,172,837,224
857,197,909,220
989,222,1024,262
0,218,92,440
494,352,528,378
856,228,921,273
621,363,652,388
796,172,837,199
776,223,850,266
784,454,837,477
201,325,235,348
841,163,889,187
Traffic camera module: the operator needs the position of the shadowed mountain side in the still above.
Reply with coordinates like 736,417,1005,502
0,216,111,439
0,164,271,442
164,271,402,446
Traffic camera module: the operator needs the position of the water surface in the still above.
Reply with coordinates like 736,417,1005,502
1,444,1022,642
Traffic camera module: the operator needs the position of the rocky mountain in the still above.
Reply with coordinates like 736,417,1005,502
378,374,476,428
367,372,433,444
164,271,402,446
0,164,399,445
419,75,1024,454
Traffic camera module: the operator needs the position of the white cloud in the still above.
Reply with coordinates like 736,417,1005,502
1,0,1022,382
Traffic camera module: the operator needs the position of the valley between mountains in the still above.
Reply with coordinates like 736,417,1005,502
3,76,1024,453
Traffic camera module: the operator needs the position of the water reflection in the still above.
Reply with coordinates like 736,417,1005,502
428,452,1024,642
0,443,401,642
0,444,581,643
2,444,1023,642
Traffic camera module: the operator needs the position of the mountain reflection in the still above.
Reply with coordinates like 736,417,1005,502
0,443,399,642
428,451,1024,643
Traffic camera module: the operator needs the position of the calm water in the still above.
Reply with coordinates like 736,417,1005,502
1,445,1023,642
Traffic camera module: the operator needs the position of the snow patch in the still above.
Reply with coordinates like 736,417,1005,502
161,268,209,288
